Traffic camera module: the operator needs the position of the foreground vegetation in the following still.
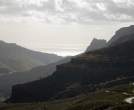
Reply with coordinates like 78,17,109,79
1,83,134,110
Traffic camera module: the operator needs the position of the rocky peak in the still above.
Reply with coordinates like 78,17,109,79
85,38,106,52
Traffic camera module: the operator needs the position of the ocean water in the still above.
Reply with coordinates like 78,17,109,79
22,45,88,56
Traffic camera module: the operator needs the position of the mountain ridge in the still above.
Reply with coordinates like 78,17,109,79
4,26,133,102
8,40,134,103
105,25,134,46
0,40,63,72
85,38,106,52
109,32,134,47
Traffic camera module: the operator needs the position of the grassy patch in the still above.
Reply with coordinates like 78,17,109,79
1,83,134,110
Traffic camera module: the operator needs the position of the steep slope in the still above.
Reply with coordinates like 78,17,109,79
85,25,134,52
106,25,134,46
85,38,106,52
0,56,73,99
8,40,134,103
0,40,63,72
109,33,134,47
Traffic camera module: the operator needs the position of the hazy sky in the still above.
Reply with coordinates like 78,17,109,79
0,0,134,56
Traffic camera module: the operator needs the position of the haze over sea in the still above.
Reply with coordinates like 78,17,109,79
22,44,88,57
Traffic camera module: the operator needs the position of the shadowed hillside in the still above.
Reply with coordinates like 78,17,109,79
109,33,134,47
0,56,73,99
106,25,134,46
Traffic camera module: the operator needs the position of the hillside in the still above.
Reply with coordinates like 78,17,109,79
0,56,73,99
2,83,134,110
85,25,134,52
0,40,63,72
106,25,134,46
8,40,134,103
64,83,134,110
109,33,134,47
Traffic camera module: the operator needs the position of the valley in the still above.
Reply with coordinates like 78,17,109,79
1,25,134,109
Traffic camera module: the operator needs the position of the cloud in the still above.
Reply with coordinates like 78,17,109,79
0,0,134,24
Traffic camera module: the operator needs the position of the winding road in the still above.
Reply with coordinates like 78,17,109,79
125,97,134,103
125,83,134,103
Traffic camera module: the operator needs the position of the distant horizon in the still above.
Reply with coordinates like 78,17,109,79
1,0,134,56
21,44,88,56
1,0,134,54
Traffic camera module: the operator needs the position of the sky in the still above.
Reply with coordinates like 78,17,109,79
0,0,134,56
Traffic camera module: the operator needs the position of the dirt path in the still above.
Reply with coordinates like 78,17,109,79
124,83,134,103
125,97,134,103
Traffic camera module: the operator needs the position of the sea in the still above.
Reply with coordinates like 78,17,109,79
22,45,88,57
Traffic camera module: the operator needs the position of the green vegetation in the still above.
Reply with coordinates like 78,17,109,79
64,83,134,110
1,83,134,110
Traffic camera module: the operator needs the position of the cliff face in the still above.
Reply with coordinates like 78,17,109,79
106,25,134,46
0,56,73,99
8,40,134,103
85,38,106,52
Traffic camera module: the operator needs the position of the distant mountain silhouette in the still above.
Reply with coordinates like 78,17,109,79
0,40,63,72
8,40,134,103
105,25,134,46
85,38,106,52
85,25,134,53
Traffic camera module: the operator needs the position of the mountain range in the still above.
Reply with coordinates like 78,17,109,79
0,40,63,72
6,25,134,103
86,25,134,51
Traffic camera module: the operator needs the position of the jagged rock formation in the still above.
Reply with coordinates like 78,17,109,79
8,40,134,103
106,25,134,46
85,38,106,52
